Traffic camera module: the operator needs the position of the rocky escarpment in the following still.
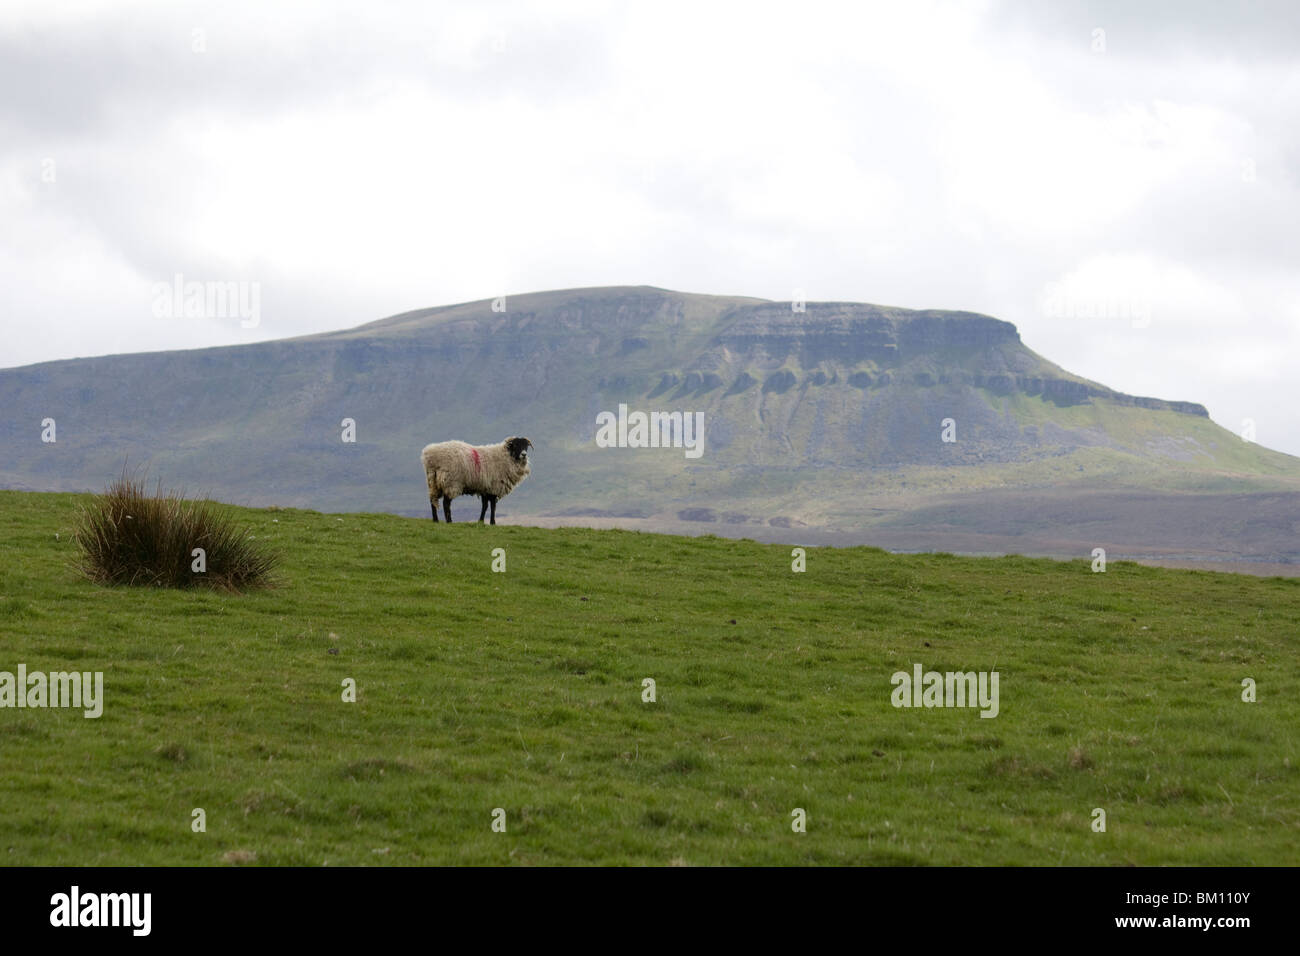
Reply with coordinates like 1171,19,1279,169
635,301,1209,416
639,363,1208,415
969,374,1209,416
715,303,1020,365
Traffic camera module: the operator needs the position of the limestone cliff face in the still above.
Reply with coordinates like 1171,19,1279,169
643,298,1207,417
716,303,1021,363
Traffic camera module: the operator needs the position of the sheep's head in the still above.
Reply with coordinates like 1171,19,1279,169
506,437,533,465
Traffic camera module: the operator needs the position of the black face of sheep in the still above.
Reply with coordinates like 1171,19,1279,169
506,437,533,463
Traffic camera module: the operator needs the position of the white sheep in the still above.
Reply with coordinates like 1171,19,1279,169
420,437,533,524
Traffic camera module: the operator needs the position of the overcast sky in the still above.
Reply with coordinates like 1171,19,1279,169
3,0,1298,453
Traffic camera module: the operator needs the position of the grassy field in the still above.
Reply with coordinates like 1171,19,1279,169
0,489,1296,865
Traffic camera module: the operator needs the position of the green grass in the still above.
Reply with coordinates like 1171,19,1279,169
0,489,1296,865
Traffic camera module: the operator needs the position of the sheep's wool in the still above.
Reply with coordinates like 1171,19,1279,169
421,438,531,504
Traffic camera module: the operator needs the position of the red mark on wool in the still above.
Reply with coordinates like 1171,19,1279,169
469,448,482,472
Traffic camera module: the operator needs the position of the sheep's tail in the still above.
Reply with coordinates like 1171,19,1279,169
422,448,440,497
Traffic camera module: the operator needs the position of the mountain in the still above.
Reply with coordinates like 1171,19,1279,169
3,285,1299,563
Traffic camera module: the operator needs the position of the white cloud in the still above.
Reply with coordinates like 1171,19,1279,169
1,0,1297,453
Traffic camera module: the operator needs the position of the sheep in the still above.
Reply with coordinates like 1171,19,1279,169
420,437,532,524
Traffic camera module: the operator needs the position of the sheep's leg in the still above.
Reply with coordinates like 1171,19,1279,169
443,495,453,522
489,497,497,525
430,496,439,521
478,496,489,523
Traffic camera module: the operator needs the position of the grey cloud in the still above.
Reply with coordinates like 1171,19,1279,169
991,0,1300,59
0,4,610,140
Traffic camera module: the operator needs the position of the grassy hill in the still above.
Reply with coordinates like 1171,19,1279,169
1,489,1296,865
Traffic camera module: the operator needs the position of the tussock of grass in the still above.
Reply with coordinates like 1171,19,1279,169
154,743,189,764
73,474,277,591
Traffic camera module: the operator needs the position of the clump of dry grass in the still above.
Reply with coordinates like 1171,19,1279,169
1067,746,1094,770
73,473,277,591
